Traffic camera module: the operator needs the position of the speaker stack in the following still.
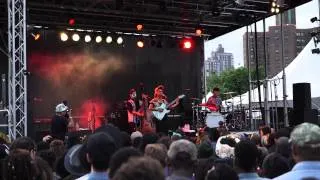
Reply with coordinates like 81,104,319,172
290,83,318,126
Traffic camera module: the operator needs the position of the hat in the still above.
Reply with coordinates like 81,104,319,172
55,103,68,113
95,124,123,148
131,131,143,141
289,122,320,146
64,144,87,176
167,139,197,161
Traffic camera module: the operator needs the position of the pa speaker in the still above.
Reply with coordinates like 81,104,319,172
293,83,311,110
290,109,318,126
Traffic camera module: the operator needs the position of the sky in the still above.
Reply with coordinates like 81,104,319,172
204,0,319,68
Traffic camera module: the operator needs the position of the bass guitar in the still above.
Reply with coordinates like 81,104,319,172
152,94,185,121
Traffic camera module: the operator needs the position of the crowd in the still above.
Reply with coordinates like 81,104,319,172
0,122,319,180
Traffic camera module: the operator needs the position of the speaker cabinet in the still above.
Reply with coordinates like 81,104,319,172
293,83,311,110
290,109,318,126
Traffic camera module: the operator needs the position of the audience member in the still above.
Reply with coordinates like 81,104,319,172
167,139,197,180
195,158,215,180
77,132,117,180
50,139,65,158
121,131,131,147
10,137,36,159
130,131,143,143
157,136,172,149
144,143,167,167
112,156,165,180
2,149,37,180
206,164,238,180
38,149,56,169
132,136,143,150
109,147,142,178
141,133,159,152
198,140,214,159
274,123,320,180
262,153,290,178
234,140,268,180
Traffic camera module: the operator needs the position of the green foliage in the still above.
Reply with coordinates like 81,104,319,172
206,67,265,99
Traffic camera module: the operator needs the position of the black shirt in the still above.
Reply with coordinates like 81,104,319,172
51,115,68,141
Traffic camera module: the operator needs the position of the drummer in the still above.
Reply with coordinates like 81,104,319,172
207,87,222,112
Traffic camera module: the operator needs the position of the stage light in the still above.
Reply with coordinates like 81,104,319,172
117,37,123,44
310,17,319,23
136,24,143,31
69,18,75,26
137,40,144,48
196,28,202,36
31,33,40,40
106,36,113,43
270,0,280,14
60,32,68,41
96,36,102,43
72,33,80,41
183,40,192,49
84,35,91,42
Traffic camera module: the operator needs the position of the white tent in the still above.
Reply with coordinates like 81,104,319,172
203,40,320,106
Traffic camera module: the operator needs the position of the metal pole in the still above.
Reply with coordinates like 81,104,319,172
254,22,264,122
246,26,253,130
263,19,270,126
280,13,289,127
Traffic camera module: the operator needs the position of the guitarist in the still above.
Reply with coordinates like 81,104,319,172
149,85,179,133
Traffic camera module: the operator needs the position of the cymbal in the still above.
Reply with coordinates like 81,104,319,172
223,92,236,95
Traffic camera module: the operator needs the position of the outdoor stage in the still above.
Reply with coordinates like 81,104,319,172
0,0,314,140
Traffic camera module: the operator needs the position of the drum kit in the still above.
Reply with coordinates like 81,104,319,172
191,92,248,130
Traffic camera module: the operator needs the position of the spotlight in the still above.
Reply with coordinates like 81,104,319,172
137,40,144,48
96,36,102,43
60,32,68,42
195,28,202,36
69,18,76,26
311,48,320,54
270,0,280,14
181,39,193,49
310,17,319,23
72,33,80,41
106,36,113,43
117,37,123,44
31,33,40,40
136,24,143,31
84,35,91,42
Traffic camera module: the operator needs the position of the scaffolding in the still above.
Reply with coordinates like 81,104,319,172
7,0,27,140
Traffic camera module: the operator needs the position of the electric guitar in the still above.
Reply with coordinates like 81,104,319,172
152,94,185,121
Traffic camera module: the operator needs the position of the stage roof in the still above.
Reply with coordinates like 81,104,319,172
0,0,312,38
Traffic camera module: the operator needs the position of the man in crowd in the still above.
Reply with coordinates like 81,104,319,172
274,122,320,180
51,103,69,141
166,139,197,180
234,140,268,180
77,132,117,180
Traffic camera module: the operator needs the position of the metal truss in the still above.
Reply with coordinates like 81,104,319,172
7,0,27,140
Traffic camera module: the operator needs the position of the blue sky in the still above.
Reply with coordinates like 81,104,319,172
204,0,319,68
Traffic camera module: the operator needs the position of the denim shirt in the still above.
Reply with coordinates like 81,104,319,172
273,161,320,180
238,172,269,180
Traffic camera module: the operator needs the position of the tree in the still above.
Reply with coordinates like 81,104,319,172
206,67,264,99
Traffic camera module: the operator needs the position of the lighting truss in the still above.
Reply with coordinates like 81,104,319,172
7,0,27,140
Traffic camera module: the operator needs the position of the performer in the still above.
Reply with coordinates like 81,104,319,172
126,89,143,132
149,85,179,133
206,87,222,112
51,103,69,141
62,100,79,132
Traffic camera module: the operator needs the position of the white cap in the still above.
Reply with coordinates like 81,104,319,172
130,131,143,141
55,103,68,113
